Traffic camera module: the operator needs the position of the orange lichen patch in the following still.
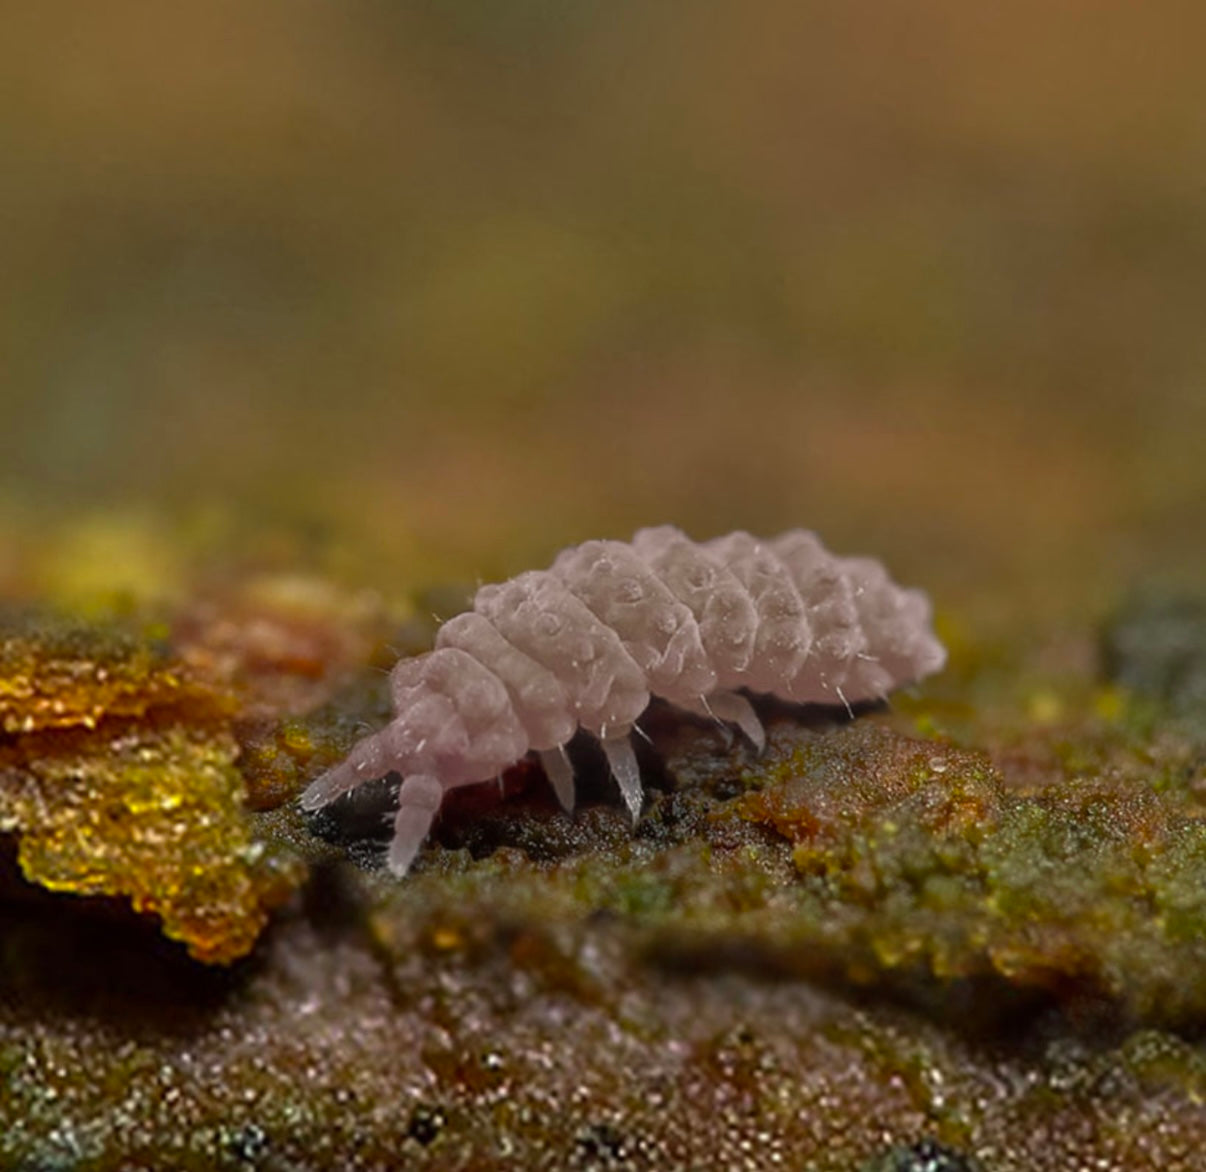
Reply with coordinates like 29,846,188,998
0,722,302,964
236,715,358,812
237,718,321,811
171,573,396,718
0,622,233,735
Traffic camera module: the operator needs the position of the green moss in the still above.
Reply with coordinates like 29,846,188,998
1104,594,1206,727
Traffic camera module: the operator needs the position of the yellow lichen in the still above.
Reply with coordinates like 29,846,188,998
0,621,301,963
2,723,301,963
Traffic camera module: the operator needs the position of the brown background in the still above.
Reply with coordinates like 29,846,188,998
2,0,1203,611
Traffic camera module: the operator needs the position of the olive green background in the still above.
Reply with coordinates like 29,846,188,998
2,1,1202,607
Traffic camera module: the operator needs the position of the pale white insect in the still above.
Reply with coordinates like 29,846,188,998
301,527,946,874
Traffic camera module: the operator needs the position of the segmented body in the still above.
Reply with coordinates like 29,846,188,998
301,526,945,874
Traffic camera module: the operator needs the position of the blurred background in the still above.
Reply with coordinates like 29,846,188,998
1,0,1203,616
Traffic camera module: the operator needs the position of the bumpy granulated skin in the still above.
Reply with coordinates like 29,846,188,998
301,527,946,874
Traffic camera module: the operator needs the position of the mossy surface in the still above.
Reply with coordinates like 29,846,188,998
302,704,1206,1028
2,543,1206,1169
4,869,1206,1172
